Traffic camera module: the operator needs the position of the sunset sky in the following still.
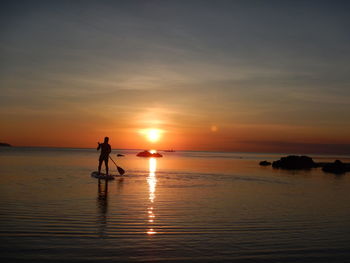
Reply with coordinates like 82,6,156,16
1,1,350,154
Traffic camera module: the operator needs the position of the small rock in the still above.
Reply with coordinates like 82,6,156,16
136,150,163,158
259,161,271,166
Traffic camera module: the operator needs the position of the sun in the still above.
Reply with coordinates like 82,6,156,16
140,129,163,143
147,129,160,142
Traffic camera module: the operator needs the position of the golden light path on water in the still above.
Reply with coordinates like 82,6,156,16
147,157,157,235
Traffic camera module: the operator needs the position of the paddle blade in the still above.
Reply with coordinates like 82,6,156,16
117,166,125,175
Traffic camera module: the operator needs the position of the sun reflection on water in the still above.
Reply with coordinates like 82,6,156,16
147,157,157,235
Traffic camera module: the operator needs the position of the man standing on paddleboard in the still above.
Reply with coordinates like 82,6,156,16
97,137,112,175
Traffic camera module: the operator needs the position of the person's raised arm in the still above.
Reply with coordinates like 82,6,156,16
97,142,101,151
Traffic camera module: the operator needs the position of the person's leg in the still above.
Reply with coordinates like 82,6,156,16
98,159,103,175
105,158,109,175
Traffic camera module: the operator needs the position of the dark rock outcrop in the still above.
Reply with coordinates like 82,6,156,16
137,150,163,158
259,160,271,166
322,160,350,174
264,155,349,174
0,142,11,147
272,155,317,170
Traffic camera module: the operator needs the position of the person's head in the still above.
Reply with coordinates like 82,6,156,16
104,137,109,143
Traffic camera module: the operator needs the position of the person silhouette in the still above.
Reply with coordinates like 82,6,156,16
97,137,112,175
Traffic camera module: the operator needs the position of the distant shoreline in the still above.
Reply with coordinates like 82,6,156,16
0,142,11,147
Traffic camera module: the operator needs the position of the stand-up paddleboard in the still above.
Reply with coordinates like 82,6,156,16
91,171,116,180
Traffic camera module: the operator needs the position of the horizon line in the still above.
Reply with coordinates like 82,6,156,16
2,144,350,157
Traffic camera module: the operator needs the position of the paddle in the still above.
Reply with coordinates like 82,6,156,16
109,156,125,175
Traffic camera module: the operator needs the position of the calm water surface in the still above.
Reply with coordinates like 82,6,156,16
1,147,350,262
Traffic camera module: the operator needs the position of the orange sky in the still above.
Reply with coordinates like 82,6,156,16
1,1,350,154
2,105,349,154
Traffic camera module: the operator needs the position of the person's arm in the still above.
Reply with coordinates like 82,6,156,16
108,145,111,154
97,142,101,150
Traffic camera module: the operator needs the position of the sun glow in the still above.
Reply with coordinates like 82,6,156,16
139,129,163,143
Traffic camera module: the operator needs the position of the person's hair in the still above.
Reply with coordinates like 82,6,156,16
104,137,109,143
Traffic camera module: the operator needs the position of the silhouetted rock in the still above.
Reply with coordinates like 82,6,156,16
137,150,163,158
264,155,350,174
0,143,11,147
272,155,317,170
259,161,271,166
322,160,350,174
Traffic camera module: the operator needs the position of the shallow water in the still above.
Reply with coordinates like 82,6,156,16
1,147,350,262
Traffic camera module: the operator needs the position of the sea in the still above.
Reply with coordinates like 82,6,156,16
1,147,350,262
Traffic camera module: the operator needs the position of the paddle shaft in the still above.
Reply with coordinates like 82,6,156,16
109,156,118,166
109,156,125,175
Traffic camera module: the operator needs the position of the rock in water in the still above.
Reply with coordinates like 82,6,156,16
322,160,350,174
272,155,316,170
136,150,163,158
259,161,271,166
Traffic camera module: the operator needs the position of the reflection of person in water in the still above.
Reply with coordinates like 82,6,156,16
96,178,124,238
97,137,112,175
98,180,108,210
97,179,108,237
